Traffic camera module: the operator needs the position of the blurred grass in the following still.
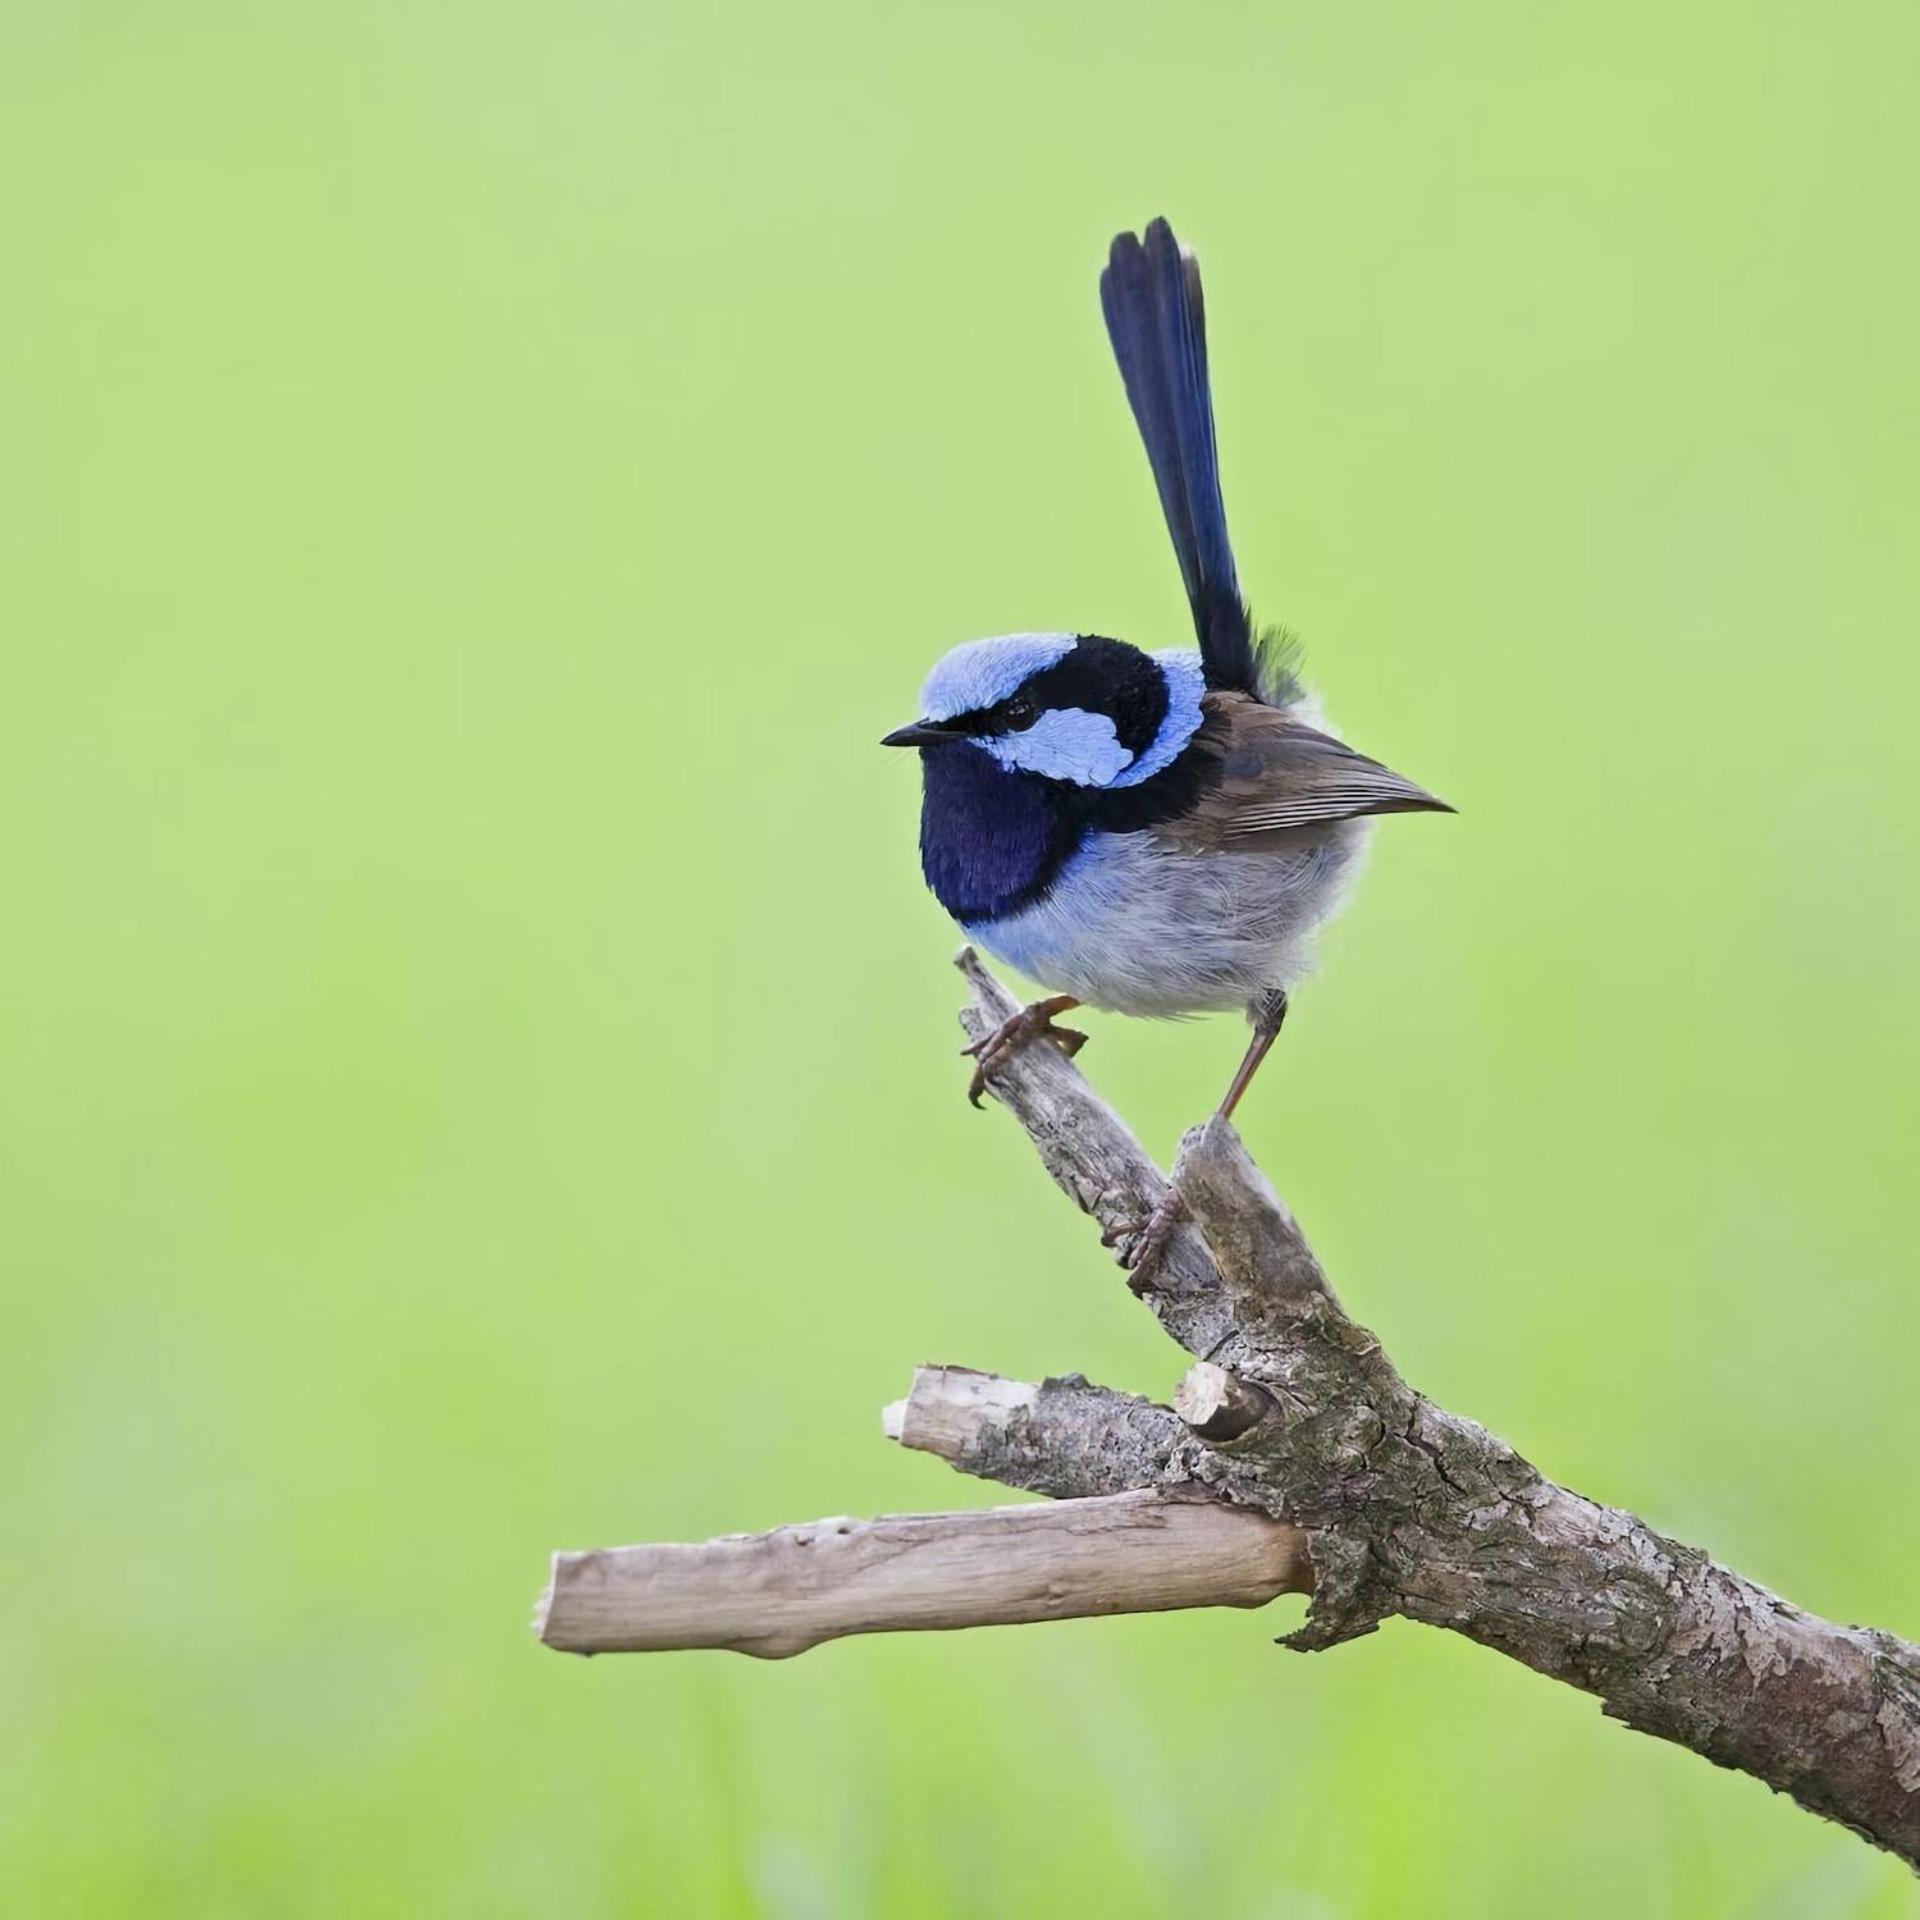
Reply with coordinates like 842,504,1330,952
3,0,1918,1912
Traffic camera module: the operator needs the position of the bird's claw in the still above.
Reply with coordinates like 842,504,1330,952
1119,1186,1186,1291
961,999,1088,1106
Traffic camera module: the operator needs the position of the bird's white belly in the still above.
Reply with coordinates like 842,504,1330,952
965,821,1370,1016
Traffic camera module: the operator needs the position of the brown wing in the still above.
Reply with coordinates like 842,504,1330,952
1156,692,1452,849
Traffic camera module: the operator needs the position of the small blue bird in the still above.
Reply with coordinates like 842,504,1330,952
885,219,1449,1254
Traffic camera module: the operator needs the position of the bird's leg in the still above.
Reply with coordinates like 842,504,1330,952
962,995,1087,1107
1124,990,1289,1283
1218,988,1289,1121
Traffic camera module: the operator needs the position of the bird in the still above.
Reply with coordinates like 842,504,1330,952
883,218,1450,1264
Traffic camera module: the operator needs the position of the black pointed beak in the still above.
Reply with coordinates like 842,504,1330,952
880,722,953,748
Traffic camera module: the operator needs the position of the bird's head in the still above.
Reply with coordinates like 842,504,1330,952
881,633,1206,789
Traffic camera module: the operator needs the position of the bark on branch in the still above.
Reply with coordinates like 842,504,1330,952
537,947,1920,1869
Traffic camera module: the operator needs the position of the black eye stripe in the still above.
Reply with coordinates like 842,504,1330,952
1022,636,1167,755
944,696,1031,737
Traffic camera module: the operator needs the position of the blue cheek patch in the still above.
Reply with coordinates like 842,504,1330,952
985,707,1135,785
1108,649,1207,787
920,633,1076,721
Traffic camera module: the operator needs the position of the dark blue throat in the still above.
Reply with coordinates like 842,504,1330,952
918,743,1084,923
916,734,1214,924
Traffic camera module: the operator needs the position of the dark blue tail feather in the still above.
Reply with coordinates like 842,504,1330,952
1101,219,1261,695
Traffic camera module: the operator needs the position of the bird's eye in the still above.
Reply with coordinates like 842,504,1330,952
1002,695,1040,730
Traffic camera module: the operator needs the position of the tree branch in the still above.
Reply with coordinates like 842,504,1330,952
536,947,1920,1869
949,955,1920,1866
884,1363,1201,1500
538,1486,1309,1658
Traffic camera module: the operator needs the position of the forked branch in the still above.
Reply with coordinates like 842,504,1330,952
536,949,1920,1868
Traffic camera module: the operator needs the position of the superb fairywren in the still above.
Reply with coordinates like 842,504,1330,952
885,220,1449,1253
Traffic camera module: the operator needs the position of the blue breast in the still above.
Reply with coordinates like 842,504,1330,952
918,743,1084,924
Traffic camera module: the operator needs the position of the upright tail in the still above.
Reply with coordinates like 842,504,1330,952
1100,219,1264,697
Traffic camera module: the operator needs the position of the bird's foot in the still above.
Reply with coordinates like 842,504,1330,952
962,995,1087,1107
1117,1184,1186,1292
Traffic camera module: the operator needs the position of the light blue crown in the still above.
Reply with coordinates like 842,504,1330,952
920,633,1077,721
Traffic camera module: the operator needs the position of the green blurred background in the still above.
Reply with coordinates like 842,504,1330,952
5,0,1918,1911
